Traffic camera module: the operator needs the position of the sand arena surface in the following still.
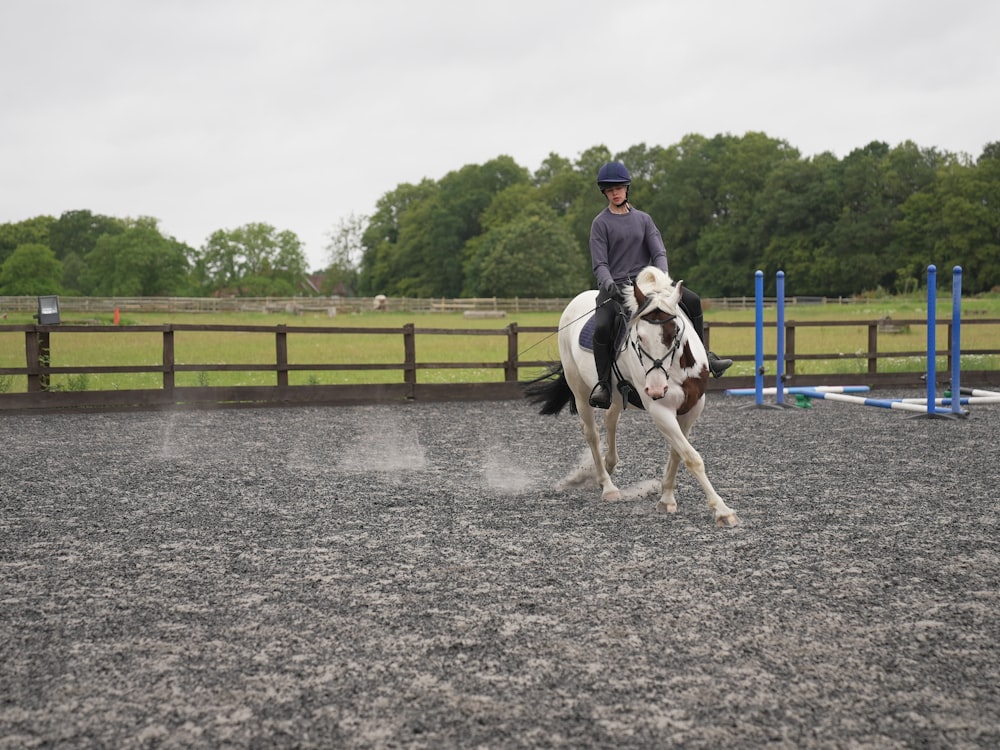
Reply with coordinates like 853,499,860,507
2,392,1000,748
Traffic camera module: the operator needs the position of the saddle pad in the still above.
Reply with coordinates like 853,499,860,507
579,314,626,352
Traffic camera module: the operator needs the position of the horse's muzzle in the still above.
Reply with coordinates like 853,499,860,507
645,385,667,400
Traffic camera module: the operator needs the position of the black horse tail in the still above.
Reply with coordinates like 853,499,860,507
522,365,578,416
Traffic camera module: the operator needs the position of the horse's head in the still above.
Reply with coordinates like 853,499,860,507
627,267,691,401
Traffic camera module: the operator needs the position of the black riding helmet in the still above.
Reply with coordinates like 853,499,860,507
597,162,631,206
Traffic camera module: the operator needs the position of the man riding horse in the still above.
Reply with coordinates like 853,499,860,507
588,161,732,409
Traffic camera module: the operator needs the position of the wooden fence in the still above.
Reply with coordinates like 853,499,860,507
1,318,998,412
0,293,863,317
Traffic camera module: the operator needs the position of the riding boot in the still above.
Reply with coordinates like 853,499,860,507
589,341,614,409
688,313,733,378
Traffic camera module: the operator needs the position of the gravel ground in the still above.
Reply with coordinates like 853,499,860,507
2,389,1000,749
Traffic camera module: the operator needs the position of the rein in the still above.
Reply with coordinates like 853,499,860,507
515,296,621,361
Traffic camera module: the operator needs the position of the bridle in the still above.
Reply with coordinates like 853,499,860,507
630,309,684,380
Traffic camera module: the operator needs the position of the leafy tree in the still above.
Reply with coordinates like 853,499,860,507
195,222,307,296
462,213,585,297
0,216,55,266
894,144,1000,294
388,191,465,297
463,184,589,296
60,252,88,295
359,180,438,296
641,134,718,281
322,213,366,295
528,147,614,284
359,157,529,297
822,141,901,295
754,153,841,295
644,132,798,296
49,210,125,260
215,136,1000,299
82,218,192,296
0,243,63,295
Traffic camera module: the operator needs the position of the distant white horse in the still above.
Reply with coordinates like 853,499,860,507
525,266,738,527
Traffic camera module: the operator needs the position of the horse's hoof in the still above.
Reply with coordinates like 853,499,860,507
656,501,678,514
716,513,739,528
602,490,622,502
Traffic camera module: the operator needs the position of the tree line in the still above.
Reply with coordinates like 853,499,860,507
3,132,999,299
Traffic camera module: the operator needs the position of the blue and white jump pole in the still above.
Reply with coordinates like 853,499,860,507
791,389,956,414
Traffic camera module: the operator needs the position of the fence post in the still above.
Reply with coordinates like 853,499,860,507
25,329,51,392
163,325,175,394
867,323,878,375
276,325,289,388
403,323,416,397
505,323,519,382
785,322,796,377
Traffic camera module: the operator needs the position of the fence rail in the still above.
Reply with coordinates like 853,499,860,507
1,319,998,412
1,293,864,316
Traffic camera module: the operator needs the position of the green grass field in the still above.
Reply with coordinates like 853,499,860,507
2,294,998,393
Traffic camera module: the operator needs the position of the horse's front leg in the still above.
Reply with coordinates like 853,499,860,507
681,442,738,526
651,406,738,527
656,447,681,514
576,401,620,501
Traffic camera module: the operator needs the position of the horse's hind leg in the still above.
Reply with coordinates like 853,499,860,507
576,402,620,501
656,447,682,514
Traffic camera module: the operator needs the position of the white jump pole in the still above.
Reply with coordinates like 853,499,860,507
960,388,1000,398
898,397,1000,406
794,389,958,415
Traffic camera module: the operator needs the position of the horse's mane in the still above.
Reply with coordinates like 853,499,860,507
626,267,682,321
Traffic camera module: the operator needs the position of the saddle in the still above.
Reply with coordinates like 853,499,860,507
579,313,644,410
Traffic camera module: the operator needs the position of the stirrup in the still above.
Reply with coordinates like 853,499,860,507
617,378,638,406
708,352,733,378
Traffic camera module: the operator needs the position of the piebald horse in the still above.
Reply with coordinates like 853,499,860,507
525,266,738,527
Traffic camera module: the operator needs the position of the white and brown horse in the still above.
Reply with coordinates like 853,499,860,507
526,266,737,526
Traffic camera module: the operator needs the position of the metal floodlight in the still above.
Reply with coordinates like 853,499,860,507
35,295,61,325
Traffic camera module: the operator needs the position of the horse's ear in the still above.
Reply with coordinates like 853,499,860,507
668,279,684,307
634,283,648,309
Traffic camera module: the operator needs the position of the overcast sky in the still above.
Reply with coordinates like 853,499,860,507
3,0,998,271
